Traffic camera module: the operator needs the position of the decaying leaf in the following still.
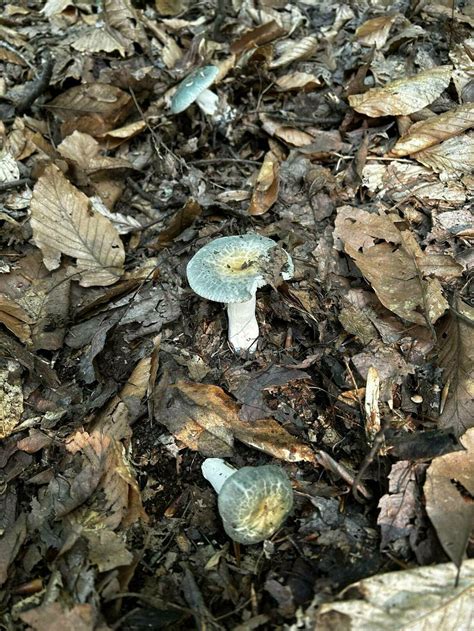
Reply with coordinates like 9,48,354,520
436,299,474,436
311,560,474,631
0,366,23,439
269,35,318,69
0,150,20,182
154,380,316,463
248,151,280,216
150,198,201,248
46,83,133,136
230,20,286,55
0,295,32,343
424,428,474,568
84,528,134,572
30,165,125,286
355,14,399,49
18,602,97,631
334,206,448,326
349,66,452,117
275,71,322,92
72,26,128,57
260,114,315,147
0,513,27,587
412,133,474,174
390,103,474,157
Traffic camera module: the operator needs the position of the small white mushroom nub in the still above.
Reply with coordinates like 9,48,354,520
186,234,294,354
202,458,294,545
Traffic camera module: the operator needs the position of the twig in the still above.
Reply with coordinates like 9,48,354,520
16,53,53,114
189,158,260,166
0,177,32,191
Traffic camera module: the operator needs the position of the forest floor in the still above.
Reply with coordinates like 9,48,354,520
0,1,473,630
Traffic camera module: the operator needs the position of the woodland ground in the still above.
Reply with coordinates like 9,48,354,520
0,1,473,630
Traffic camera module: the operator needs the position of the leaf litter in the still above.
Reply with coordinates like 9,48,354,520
0,0,473,629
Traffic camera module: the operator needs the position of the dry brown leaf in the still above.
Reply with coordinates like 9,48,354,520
84,528,133,572
0,296,32,343
18,602,96,631
275,71,322,92
248,151,280,216
104,0,149,52
98,120,147,149
154,380,316,463
72,26,128,56
151,198,202,248
0,366,23,439
311,560,474,631
46,83,133,137
230,20,286,55
155,0,188,16
30,164,125,287
0,251,70,350
436,299,474,436
349,66,452,117
58,130,134,178
0,513,27,587
260,114,314,147
424,428,474,568
390,103,474,157
412,133,474,174
269,35,318,69
355,14,399,49
334,206,448,326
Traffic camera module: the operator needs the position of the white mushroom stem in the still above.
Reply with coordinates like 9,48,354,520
202,458,237,493
227,295,259,354
196,89,219,115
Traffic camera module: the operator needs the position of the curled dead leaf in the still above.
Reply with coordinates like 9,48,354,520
248,151,280,216
349,66,452,117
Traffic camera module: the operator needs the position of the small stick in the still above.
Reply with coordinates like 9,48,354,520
16,53,53,114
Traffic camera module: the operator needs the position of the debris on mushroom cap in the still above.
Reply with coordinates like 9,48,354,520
218,465,294,545
186,234,294,303
170,65,219,114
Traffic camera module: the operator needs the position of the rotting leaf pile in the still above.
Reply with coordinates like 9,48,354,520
0,1,472,629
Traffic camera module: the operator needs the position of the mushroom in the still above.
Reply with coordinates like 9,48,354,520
202,458,293,545
186,234,293,354
170,65,219,116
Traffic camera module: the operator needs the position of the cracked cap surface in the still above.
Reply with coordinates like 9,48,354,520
186,234,294,303
218,465,294,544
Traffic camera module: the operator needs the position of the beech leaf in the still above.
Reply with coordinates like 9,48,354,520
30,165,125,287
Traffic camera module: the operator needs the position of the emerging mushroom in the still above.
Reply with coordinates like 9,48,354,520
186,234,293,354
170,65,219,116
202,458,294,545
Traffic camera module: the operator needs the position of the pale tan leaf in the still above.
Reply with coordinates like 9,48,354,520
154,380,316,463
58,130,134,176
0,366,23,439
90,195,142,234
41,0,73,17
424,428,474,567
390,103,474,157
412,133,474,174
349,66,452,117
260,114,314,146
275,71,322,92
334,207,448,326
30,165,125,286
436,299,474,436
155,0,188,16
98,120,146,149
230,20,286,55
269,35,318,69
0,150,19,182
103,0,149,51
84,529,133,572
72,26,128,57
0,296,32,343
312,560,474,631
248,151,280,216
355,14,399,49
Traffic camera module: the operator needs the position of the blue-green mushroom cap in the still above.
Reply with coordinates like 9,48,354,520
170,65,219,114
218,465,294,544
186,234,294,303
